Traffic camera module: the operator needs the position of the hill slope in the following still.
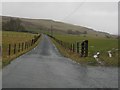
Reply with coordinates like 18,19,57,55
1,16,114,37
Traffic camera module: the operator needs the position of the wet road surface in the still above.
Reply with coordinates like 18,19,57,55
3,35,118,88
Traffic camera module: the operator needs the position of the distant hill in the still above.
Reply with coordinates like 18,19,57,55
1,16,116,38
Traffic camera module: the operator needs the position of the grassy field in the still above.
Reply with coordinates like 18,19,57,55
2,31,40,67
52,34,119,66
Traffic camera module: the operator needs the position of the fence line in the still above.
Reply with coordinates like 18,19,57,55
47,34,88,57
7,34,41,57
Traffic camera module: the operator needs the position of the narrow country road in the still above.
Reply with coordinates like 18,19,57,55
3,35,118,88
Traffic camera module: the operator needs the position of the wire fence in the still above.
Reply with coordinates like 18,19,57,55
47,34,88,57
7,34,41,57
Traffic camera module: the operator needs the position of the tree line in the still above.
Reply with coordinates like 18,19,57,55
67,29,87,35
2,17,26,32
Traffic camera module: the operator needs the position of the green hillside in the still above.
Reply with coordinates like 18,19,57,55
1,16,116,38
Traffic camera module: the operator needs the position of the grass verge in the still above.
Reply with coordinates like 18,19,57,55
2,38,41,68
2,31,41,68
51,36,119,67
52,38,98,66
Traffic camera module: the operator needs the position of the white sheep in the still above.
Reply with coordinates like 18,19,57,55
93,51,100,58
108,51,112,57
93,51,103,64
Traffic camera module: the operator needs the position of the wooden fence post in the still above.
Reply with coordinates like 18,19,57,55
72,43,75,52
8,44,11,56
32,39,33,46
18,43,20,52
80,40,88,57
81,41,84,57
14,44,16,54
76,42,80,53
84,40,88,57
25,42,26,50
22,42,24,51
31,40,32,46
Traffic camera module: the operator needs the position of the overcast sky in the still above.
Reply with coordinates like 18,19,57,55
2,2,118,35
